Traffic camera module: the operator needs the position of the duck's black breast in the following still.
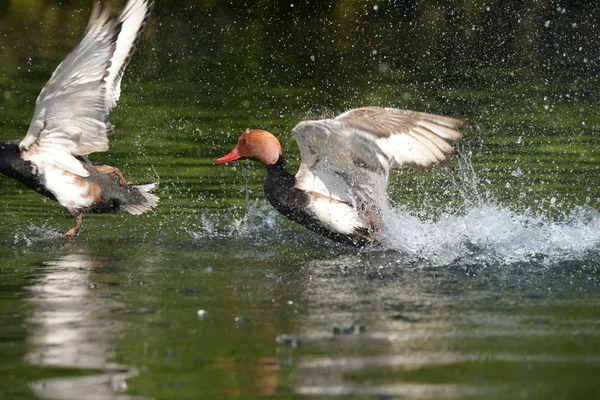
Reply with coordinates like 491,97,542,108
0,140,57,201
264,156,373,248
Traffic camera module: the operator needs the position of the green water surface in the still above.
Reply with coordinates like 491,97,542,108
1,1,599,399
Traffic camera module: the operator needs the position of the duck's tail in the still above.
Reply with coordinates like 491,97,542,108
121,182,159,215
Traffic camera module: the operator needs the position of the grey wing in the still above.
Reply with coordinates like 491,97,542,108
105,0,154,108
19,0,153,177
292,107,466,221
292,118,390,212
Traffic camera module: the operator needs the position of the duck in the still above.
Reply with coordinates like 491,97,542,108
0,0,157,237
216,107,467,247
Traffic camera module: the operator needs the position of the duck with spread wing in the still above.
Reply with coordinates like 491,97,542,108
217,107,467,247
0,0,157,236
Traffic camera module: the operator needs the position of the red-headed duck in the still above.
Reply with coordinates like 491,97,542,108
217,107,466,247
0,0,157,236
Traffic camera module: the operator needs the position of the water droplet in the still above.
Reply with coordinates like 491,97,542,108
511,167,523,177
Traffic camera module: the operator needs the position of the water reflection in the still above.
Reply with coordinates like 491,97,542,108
287,253,473,397
25,247,145,400
281,250,600,398
218,357,281,396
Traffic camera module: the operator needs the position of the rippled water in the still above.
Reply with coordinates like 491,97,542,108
1,1,600,399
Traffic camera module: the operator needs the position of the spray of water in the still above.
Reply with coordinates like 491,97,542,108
379,151,600,266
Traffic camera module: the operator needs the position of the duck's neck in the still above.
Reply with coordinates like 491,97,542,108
264,154,296,204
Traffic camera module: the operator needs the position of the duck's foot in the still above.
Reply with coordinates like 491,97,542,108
64,227,77,237
64,208,83,237
94,164,132,185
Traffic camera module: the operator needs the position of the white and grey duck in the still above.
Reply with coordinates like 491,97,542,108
0,0,157,236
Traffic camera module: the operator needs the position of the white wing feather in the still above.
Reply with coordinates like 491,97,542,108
106,0,154,108
292,107,466,222
19,0,153,177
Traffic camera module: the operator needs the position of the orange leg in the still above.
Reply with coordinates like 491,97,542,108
64,208,83,237
93,164,132,185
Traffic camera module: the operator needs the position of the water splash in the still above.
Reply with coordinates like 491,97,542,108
188,200,288,240
12,224,64,246
380,151,600,266
380,203,600,266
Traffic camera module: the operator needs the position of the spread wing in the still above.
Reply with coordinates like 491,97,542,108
292,106,467,219
105,0,154,108
19,0,154,177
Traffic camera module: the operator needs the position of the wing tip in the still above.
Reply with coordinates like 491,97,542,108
105,0,155,108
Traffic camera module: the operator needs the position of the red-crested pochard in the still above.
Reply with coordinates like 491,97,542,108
217,107,467,247
0,0,157,236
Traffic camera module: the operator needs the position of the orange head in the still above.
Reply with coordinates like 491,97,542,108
216,129,282,166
